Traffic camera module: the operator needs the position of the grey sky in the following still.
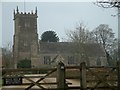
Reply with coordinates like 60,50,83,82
1,2,117,47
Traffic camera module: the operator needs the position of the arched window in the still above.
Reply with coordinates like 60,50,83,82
44,56,51,65
68,56,75,64
97,57,101,66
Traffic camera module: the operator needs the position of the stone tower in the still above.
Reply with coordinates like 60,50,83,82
13,7,39,68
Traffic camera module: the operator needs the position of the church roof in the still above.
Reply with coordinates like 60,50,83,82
39,42,105,57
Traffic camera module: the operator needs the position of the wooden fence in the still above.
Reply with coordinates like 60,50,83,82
2,61,120,90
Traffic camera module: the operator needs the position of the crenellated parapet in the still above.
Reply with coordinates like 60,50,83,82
13,6,38,20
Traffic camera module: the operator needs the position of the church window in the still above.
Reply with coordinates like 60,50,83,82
44,56,51,65
97,57,101,66
68,56,75,64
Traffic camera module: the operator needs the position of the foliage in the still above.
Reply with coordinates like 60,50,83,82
41,31,59,42
17,59,31,68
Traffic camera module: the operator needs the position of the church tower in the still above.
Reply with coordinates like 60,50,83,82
13,7,39,68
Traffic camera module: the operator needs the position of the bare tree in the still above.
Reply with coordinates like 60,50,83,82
67,23,92,43
96,0,120,8
67,23,92,65
95,0,120,62
2,42,13,68
110,38,118,62
92,24,116,65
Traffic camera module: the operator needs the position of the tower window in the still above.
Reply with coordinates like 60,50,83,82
44,56,51,65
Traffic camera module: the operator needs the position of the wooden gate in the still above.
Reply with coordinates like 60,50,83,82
80,62,120,90
2,61,120,90
2,61,71,90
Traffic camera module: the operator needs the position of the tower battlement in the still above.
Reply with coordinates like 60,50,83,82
13,6,37,20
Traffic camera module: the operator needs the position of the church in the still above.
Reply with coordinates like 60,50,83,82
13,7,107,68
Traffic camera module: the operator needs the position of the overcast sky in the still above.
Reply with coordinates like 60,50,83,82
1,1,118,47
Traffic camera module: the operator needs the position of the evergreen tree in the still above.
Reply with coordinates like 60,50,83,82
41,31,59,42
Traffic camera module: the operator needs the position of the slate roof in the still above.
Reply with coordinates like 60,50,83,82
39,42,105,57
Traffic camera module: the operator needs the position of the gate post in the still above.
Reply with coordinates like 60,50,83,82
80,62,87,90
117,61,120,90
57,61,65,90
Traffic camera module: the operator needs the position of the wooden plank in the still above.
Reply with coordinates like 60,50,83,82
66,76,80,79
1,86,117,90
87,80,117,82
25,68,57,90
65,66,80,69
3,82,72,86
3,75,44,78
2,68,56,73
87,86,117,89
86,66,116,68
